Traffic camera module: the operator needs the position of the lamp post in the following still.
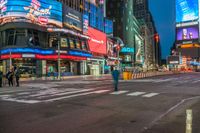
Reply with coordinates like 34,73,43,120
57,34,61,80
9,50,12,69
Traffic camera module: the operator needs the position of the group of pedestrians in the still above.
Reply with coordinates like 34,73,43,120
5,66,20,87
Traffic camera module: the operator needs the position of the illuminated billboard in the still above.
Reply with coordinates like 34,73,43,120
0,0,62,27
176,0,199,22
87,27,107,55
63,6,82,31
83,13,89,34
176,26,199,40
105,18,113,35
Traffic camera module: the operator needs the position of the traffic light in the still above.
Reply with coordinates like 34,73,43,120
154,34,159,43
116,45,120,51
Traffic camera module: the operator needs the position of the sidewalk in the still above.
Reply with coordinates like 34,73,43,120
143,98,200,133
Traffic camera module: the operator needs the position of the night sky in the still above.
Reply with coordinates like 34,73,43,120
149,0,175,59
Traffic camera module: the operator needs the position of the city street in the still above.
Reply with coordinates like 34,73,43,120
0,73,200,133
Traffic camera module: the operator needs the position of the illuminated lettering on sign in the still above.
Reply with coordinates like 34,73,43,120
68,50,92,57
120,47,134,53
22,54,35,58
1,48,54,55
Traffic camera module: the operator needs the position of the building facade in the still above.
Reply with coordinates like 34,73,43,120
106,0,144,69
0,0,114,77
133,0,161,67
173,0,200,70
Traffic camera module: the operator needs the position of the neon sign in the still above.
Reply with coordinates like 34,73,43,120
120,47,134,53
68,50,92,57
35,54,87,60
1,48,54,55
1,54,22,59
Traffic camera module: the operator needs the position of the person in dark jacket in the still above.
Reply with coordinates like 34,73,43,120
111,66,120,91
6,69,14,87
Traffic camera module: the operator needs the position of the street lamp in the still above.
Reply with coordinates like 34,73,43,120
57,33,61,80
9,49,12,69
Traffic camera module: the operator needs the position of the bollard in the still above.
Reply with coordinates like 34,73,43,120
186,109,192,133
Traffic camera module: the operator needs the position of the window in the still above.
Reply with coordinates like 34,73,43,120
75,39,81,49
81,41,87,51
69,38,75,49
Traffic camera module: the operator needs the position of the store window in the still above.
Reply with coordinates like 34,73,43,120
75,39,81,49
81,41,87,51
61,38,68,48
69,38,75,49
13,59,36,78
49,37,58,48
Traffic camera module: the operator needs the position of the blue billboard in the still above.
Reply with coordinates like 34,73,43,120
0,0,62,27
176,0,199,23
105,18,113,35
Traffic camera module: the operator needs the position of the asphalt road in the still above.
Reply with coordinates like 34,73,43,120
0,73,200,133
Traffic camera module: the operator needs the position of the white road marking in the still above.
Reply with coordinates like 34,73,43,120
110,91,129,95
45,89,109,102
93,90,110,94
17,92,31,95
127,92,146,96
192,79,200,83
28,88,79,97
1,97,41,104
142,93,159,98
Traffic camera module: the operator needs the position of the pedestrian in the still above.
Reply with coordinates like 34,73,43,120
0,70,3,87
14,67,20,87
6,69,14,87
111,66,120,91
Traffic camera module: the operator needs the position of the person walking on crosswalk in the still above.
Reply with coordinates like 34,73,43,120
111,66,120,91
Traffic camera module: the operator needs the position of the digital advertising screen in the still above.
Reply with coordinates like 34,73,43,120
89,3,97,28
87,27,107,55
0,0,62,27
176,26,199,40
104,18,113,35
63,6,82,32
83,13,89,34
176,0,199,23
107,38,117,58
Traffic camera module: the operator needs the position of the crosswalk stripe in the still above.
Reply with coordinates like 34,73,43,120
1,97,41,104
127,92,146,96
93,90,110,94
142,93,159,98
27,89,89,98
110,91,129,95
44,90,108,102
192,80,200,83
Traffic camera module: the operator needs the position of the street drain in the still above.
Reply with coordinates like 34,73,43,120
130,120,136,123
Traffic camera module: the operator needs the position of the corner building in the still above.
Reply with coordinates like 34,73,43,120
0,0,92,77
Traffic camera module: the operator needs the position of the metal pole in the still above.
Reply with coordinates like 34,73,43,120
58,37,61,80
9,50,12,69
117,48,120,70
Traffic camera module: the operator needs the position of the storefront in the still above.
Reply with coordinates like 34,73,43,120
0,47,91,77
85,27,107,75
86,58,105,76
